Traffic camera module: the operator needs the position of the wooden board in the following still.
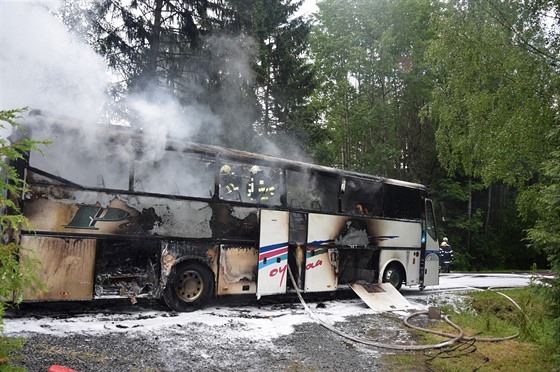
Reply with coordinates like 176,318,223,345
349,282,415,312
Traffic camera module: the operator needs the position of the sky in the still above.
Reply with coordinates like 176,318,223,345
299,0,319,18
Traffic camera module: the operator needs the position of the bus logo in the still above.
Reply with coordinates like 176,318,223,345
65,205,130,230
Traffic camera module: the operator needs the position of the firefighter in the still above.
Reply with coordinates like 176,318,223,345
219,164,240,200
246,165,275,202
439,237,453,273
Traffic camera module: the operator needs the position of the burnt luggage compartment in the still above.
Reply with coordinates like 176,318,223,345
94,239,161,303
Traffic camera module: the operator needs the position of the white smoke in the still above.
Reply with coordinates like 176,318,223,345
1,0,315,198
0,1,109,119
0,1,237,145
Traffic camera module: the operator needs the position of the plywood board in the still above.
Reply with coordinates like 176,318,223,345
349,282,415,312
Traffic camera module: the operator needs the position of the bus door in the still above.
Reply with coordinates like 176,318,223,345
305,214,339,293
257,209,290,299
423,199,440,286
287,211,308,291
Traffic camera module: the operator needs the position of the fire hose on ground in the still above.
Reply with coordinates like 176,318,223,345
287,266,522,351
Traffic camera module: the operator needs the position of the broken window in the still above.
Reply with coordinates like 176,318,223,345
340,177,383,217
28,125,131,190
134,150,215,198
286,170,338,213
219,160,283,206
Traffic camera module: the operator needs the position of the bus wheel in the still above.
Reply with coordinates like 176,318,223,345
383,263,404,291
163,262,214,312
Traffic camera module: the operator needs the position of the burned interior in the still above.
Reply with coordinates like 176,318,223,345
94,239,160,302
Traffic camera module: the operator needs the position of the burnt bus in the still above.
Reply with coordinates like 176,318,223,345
6,110,440,311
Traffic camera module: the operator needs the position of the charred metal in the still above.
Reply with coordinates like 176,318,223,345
9,111,441,311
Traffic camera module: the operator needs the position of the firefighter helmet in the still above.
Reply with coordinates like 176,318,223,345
220,164,232,175
249,165,261,175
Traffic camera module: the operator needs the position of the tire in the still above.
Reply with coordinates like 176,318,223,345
383,263,404,290
163,261,214,312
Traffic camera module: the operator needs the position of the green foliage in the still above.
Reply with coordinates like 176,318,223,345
526,127,560,356
1,108,48,366
428,0,556,187
465,287,556,353
309,0,439,183
0,307,26,371
396,287,557,371
426,0,557,275
1,108,48,225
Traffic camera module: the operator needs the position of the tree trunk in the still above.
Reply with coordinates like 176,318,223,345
343,88,351,169
485,184,492,234
467,178,472,254
142,0,163,89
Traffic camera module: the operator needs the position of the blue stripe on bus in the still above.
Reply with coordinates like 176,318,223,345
259,242,287,254
373,236,399,241
259,241,288,264
307,239,334,246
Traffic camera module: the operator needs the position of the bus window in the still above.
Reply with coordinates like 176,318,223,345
286,170,338,213
218,161,247,202
244,164,283,206
29,128,130,190
135,150,215,198
219,161,283,206
383,184,422,219
425,199,438,241
340,177,383,217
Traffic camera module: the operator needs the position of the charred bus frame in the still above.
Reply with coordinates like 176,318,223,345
6,110,440,311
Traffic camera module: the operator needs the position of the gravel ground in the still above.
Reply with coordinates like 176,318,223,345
3,295,424,372
9,271,522,372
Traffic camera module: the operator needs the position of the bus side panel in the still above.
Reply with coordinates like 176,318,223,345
371,219,422,248
217,245,258,295
374,220,422,286
23,188,215,239
24,185,259,241
304,247,337,292
423,199,440,286
306,214,343,292
20,235,96,301
257,210,289,298
423,253,440,286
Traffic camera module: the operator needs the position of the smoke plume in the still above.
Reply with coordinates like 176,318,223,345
0,1,109,119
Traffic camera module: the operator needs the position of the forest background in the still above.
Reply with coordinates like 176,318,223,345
2,0,559,342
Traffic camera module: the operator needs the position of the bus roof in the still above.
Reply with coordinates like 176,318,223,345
22,109,427,192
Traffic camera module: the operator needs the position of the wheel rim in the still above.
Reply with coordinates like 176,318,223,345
387,269,401,287
175,269,204,302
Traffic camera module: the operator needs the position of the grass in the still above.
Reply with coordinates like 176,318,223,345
0,336,26,372
383,287,558,371
0,337,109,371
32,339,109,364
